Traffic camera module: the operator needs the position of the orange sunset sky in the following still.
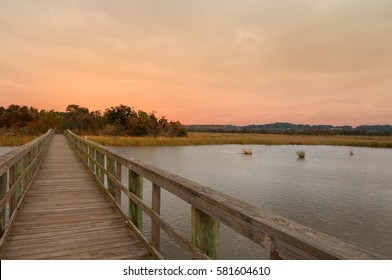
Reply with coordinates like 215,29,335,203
1,0,391,126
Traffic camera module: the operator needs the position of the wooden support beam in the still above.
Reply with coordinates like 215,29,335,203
88,146,94,171
22,154,28,199
9,165,16,218
151,183,161,251
115,162,122,204
0,172,7,236
107,157,116,198
27,151,32,183
128,170,143,230
95,151,104,184
192,206,220,260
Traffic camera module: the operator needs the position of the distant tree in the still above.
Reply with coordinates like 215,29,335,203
0,105,38,134
133,110,152,136
0,103,188,137
105,105,136,127
64,104,90,131
167,121,187,137
89,110,107,132
34,110,64,133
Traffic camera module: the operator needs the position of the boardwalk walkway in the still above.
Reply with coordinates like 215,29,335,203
0,135,151,259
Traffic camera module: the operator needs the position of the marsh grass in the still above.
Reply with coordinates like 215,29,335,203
86,132,392,148
0,135,36,146
296,150,306,159
242,148,253,155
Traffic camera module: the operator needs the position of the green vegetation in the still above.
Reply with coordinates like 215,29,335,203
296,150,306,159
0,104,186,137
87,132,392,148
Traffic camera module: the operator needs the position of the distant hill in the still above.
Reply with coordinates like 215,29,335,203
186,123,392,135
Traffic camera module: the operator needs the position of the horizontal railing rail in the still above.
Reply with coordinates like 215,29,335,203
65,129,384,260
0,129,54,248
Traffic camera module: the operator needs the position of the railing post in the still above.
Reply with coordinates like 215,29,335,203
192,207,220,259
151,183,161,250
9,165,16,218
0,172,7,236
95,151,104,184
107,157,117,199
23,154,28,195
33,146,39,174
128,170,143,230
88,145,94,171
15,160,23,202
270,249,282,260
115,162,122,204
27,151,33,183
83,142,88,164
92,148,96,174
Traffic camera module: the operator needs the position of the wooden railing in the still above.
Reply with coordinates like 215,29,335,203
65,130,383,260
0,130,54,246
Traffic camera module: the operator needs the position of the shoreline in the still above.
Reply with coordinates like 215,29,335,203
2,132,391,148
86,132,392,148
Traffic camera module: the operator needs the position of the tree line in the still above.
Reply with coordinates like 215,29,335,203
186,123,392,136
0,104,187,137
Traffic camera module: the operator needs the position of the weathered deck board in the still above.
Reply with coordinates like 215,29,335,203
0,135,152,260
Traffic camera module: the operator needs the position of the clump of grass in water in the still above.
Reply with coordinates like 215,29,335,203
242,148,253,155
296,150,306,159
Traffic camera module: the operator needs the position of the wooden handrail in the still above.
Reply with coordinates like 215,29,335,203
65,129,384,260
0,130,54,247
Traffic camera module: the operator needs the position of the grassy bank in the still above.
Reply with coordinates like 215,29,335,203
0,135,36,146
86,132,392,148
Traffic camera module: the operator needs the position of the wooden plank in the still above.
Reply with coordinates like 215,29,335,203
192,206,220,260
128,170,143,230
0,135,153,260
107,157,116,198
115,162,122,204
0,172,6,236
8,165,16,218
151,183,161,251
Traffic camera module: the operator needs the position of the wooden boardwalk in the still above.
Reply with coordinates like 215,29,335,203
0,135,151,260
0,130,382,260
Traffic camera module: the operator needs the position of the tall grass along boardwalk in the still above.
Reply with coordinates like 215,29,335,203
0,130,386,259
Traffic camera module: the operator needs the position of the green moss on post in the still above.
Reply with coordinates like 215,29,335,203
95,151,104,184
27,151,32,182
128,170,143,230
88,146,94,171
107,157,116,197
192,206,220,259
16,159,23,202
9,165,17,217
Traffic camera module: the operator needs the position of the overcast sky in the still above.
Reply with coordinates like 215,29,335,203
1,0,391,125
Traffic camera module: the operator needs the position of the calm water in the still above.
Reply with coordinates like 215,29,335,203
0,147,14,156
109,144,392,259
